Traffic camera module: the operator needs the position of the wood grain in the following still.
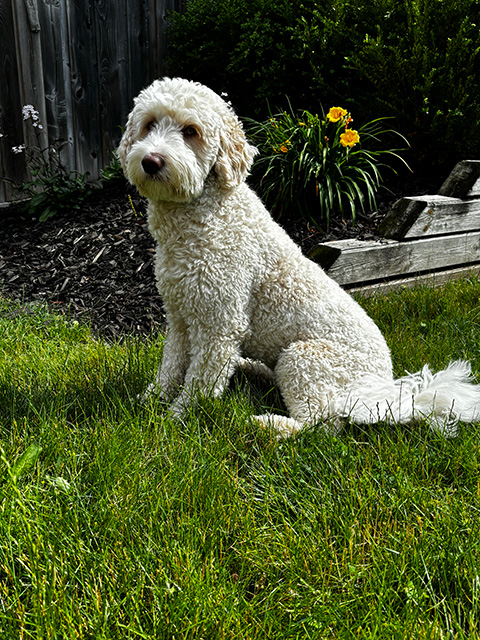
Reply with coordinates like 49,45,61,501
0,0,184,202
314,232,480,285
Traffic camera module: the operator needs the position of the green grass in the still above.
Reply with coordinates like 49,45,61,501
1,278,480,639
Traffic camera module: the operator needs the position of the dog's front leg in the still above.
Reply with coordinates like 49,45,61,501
144,316,190,402
169,337,241,417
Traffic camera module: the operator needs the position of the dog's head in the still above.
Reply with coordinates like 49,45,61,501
117,77,257,203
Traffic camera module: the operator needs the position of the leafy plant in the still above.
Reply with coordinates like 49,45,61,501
247,105,409,225
101,149,124,183
1,105,93,221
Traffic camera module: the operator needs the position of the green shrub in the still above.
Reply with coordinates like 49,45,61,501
167,0,300,117
247,105,409,224
167,0,480,171
345,0,480,167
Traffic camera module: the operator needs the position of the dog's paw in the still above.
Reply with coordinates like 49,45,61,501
254,414,303,439
238,358,276,383
138,383,166,404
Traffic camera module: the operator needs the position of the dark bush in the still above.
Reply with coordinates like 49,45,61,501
166,0,480,172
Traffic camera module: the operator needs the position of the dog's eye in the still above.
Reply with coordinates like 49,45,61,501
182,126,198,138
146,121,156,132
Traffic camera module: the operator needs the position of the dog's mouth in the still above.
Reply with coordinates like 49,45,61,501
134,154,195,202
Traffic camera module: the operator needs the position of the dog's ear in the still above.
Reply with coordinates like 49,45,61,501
117,110,136,176
215,110,258,189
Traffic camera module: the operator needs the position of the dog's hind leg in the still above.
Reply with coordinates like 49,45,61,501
257,339,367,437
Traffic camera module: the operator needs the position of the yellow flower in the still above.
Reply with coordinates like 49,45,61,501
340,128,360,148
327,107,348,122
275,139,291,153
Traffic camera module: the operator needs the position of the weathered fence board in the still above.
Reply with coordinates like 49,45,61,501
0,0,184,203
0,0,23,201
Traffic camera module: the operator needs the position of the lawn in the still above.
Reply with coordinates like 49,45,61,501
1,278,480,639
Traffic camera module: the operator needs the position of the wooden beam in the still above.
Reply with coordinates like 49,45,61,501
350,265,480,297
438,160,480,199
310,232,480,286
378,195,480,240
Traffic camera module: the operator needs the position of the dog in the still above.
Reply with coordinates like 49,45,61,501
118,77,480,437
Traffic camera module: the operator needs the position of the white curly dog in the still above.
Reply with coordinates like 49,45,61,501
118,77,480,437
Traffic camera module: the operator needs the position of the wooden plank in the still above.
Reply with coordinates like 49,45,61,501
438,160,480,198
0,0,24,201
66,0,102,179
378,195,480,239
94,0,131,167
311,232,480,286
350,265,480,296
36,0,76,170
11,0,48,151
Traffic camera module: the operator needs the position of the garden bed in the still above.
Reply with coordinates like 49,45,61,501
0,170,446,336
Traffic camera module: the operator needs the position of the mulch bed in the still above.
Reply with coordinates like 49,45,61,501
0,182,162,337
0,174,440,338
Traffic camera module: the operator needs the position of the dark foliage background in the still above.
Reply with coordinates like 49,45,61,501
166,0,480,174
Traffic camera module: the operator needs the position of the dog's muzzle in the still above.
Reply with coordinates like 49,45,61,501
142,153,166,176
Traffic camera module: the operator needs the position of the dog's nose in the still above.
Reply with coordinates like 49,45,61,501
142,153,165,175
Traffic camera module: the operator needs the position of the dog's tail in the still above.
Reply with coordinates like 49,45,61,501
335,360,480,436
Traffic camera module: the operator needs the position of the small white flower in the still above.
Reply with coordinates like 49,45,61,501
22,105,34,119
0,133,4,138
11,144,26,154
221,92,229,97
22,104,42,126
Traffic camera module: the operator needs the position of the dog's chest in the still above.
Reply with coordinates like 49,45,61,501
153,227,240,310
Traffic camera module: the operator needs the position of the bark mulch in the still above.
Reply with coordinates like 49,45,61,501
0,182,163,338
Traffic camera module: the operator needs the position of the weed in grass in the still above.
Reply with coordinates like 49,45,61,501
0,284,480,638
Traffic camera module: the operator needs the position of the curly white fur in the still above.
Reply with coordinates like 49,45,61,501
119,77,480,437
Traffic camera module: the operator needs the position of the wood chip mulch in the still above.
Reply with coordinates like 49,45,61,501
0,182,164,338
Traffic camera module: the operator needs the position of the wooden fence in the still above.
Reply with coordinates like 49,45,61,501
0,0,184,203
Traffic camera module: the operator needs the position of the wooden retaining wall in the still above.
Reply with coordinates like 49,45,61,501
309,160,480,294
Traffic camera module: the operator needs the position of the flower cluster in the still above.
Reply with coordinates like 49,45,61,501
248,101,409,226
2,105,45,154
327,107,360,148
22,105,43,129
0,104,93,221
